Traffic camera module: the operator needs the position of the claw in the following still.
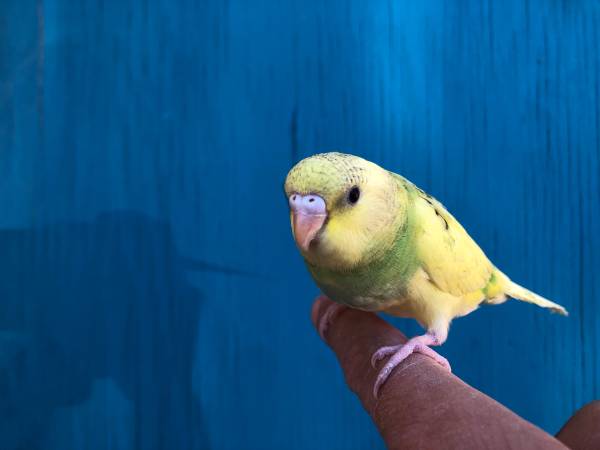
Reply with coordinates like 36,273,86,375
317,302,347,341
370,334,451,398
370,344,403,368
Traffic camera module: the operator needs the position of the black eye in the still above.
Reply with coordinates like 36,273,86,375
348,186,360,204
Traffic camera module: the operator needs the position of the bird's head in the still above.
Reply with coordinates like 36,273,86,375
284,152,406,269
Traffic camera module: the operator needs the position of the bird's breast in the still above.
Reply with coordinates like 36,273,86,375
307,259,414,312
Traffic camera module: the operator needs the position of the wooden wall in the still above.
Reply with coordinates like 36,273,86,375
1,1,599,448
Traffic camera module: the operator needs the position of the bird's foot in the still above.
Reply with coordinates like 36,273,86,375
317,302,348,340
370,333,451,398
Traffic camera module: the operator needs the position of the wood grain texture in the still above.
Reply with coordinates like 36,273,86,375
0,0,598,449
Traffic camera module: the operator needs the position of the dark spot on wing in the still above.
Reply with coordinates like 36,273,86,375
434,208,449,230
418,192,449,230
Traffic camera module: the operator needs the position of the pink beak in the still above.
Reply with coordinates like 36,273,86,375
289,194,327,252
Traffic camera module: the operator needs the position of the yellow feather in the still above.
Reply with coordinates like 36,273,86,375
383,191,496,331
413,193,493,298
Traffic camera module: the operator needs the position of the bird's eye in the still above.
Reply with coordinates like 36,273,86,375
348,186,360,204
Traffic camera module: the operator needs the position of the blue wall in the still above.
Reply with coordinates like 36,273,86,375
1,1,599,449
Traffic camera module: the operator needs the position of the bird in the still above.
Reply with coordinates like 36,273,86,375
284,152,568,397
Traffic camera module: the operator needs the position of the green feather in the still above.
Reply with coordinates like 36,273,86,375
306,178,421,311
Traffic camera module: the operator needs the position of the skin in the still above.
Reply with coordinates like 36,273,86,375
285,152,568,396
312,296,598,450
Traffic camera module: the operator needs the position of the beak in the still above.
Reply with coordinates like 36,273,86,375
292,212,327,251
289,194,327,252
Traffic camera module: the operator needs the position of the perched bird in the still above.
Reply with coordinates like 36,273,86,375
284,152,568,397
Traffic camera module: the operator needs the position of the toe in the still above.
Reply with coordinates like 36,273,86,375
373,359,400,398
318,314,329,340
318,319,328,340
370,345,402,368
414,344,452,371
373,346,414,398
317,303,346,341
439,357,452,371
373,367,391,398
311,296,327,328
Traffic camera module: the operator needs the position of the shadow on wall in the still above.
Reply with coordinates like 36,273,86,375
0,211,209,450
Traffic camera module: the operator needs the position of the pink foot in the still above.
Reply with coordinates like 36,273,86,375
370,333,451,398
317,302,347,340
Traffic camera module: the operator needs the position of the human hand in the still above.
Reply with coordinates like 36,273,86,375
311,296,599,450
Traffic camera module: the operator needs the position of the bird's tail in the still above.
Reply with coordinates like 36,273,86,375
490,270,568,316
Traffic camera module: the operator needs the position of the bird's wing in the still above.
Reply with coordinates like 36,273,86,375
409,186,494,298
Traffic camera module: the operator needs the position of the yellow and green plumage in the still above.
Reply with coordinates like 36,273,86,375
284,152,567,396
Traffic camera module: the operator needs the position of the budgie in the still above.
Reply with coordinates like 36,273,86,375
284,152,568,397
